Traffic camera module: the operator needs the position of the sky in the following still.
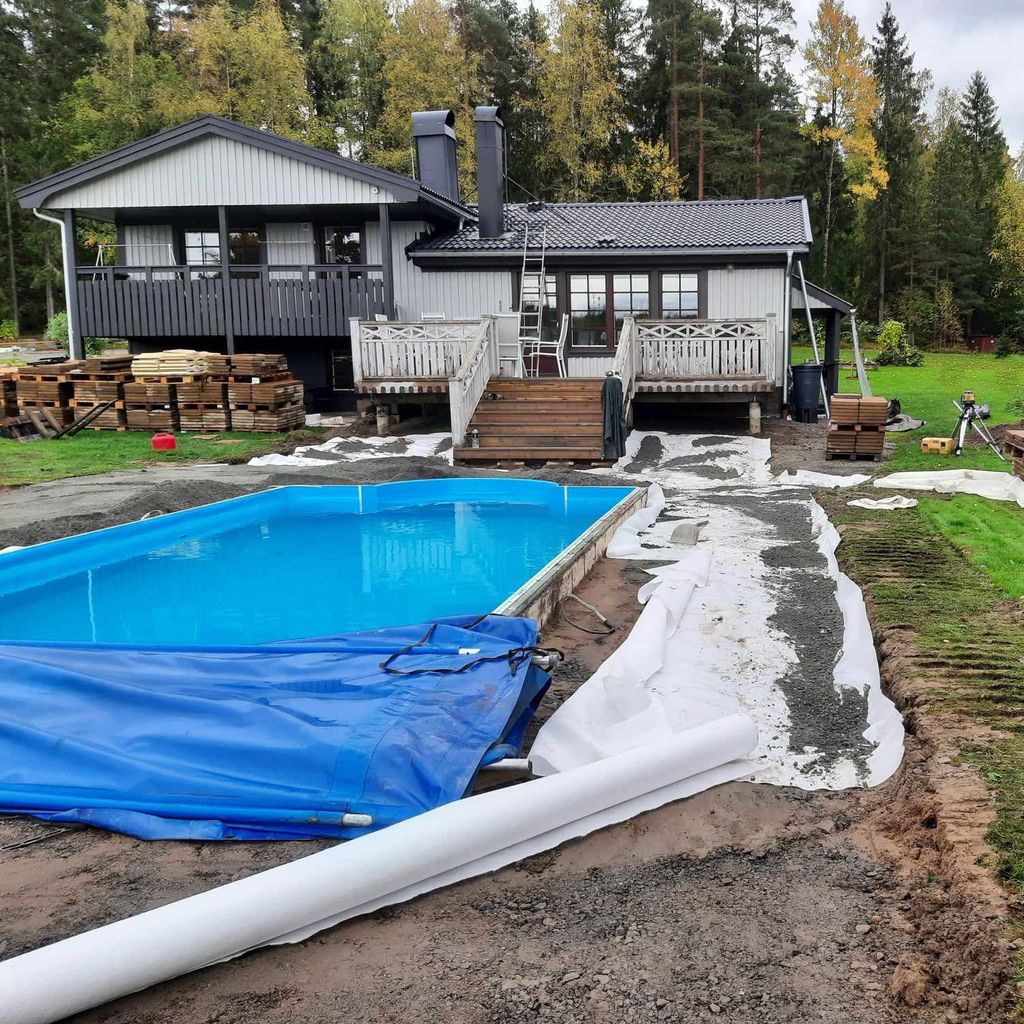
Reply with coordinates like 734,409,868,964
789,0,1024,149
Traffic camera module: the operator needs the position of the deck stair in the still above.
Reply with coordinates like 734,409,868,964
453,377,610,465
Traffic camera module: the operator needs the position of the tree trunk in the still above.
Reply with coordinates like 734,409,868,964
823,139,836,282
668,8,679,169
0,131,19,329
697,32,705,200
877,196,887,323
754,119,762,199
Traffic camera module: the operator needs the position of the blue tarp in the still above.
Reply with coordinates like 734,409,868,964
0,615,549,840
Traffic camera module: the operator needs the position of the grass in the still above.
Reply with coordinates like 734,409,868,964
792,346,1024,472
0,429,322,487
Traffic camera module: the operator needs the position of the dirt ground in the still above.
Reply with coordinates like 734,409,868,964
0,422,1018,1023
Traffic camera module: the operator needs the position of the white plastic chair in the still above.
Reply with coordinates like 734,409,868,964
522,313,568,377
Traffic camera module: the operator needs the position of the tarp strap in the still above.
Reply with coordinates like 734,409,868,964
379,621,562,677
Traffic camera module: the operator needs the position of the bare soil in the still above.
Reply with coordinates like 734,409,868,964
0,432,1018,1023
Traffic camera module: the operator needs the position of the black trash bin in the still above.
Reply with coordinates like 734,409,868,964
790,362,822,423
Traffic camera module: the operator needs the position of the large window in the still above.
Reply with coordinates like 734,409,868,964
521,273,559,338
325,227,362,264
229,230,261,265
569,274,609,347
613,273,650,337
661,272,699,318
184,231,220,266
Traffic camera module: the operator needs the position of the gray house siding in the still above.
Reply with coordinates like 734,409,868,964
43,135,401,210
706,265,787,380
364,220,514,319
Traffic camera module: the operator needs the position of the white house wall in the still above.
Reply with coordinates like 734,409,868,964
365,220,514,319
706,266,787,380
44,136,399,210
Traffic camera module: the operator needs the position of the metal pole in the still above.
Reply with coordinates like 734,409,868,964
849,309,872,397
795,260,829,418
33,208,83,360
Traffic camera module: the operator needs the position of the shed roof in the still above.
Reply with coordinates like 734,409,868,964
410,196,812,258
16,115,474,221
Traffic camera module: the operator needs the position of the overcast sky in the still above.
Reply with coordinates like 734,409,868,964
790,0,1024,149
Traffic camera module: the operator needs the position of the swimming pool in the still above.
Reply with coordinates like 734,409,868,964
0,479,638,645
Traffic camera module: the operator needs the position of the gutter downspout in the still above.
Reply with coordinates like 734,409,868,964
782,250,793,408
33,208,79,359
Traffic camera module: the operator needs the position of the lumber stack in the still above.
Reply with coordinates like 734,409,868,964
69,355,134,431
1,371,17,418
826,394,888,462
228,379,304,432
176,380,231,431
131,349,231,380
1003,430,1024,481
124,380,178,432
16,361,83,426
228,353,290,381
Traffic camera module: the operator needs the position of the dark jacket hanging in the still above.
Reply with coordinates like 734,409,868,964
602,374,626,460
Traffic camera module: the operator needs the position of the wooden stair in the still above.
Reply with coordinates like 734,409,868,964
454,377,610,465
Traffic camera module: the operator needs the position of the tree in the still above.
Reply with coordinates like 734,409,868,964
533,0,623,201
992,150,1024,306
375,0,482,192
615,139,682,199
865,2,925,321
803,0,887,282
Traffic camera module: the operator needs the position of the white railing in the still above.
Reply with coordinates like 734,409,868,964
612,315,639,421
636,315,777,381
350,319,486,381
449,320,498,446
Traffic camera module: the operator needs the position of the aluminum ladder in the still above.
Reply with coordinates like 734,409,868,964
517,225,547,374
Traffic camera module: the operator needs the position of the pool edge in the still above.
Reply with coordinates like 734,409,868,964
494,486,647,627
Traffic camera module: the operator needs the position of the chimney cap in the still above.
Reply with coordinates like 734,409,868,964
412,110,456,140
474,105,503,125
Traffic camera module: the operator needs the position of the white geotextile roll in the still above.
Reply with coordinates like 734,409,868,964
0,714,757,1024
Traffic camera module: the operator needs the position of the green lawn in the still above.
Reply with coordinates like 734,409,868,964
0,429,321,487
793,346,1024,472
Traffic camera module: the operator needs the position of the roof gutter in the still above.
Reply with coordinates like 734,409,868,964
32,208,78,358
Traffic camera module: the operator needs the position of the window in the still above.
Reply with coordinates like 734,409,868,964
229,230,261,265
184,231,220,266
661,272,699,318
521,273,559,337
325,227,362,265
612,273,650,337
569,273,609,347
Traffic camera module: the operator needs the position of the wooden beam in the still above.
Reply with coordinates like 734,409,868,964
217,205,235,354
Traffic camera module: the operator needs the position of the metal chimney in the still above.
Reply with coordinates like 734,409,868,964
474,105,505,238
412,110,460,203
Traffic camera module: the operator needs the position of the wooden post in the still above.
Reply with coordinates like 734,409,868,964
378,202,395,319
748,400,761,436
62,210,84,360
217,205,235,355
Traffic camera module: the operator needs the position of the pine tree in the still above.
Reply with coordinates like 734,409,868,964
865,2,925,321
505,2,552,198
803,0,886,282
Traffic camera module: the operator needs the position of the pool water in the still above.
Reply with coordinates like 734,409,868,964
0,480,634,645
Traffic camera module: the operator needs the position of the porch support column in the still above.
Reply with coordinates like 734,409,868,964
217,205,235,355
378,202,395,319
824,310,841,399
62,210,84,361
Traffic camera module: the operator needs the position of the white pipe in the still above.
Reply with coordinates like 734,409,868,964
480,758,531,772
32,208,79,359
0,716,757,1024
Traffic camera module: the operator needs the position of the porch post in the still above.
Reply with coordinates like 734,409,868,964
62,210,84,360
378,202,395,319
217,205,235,355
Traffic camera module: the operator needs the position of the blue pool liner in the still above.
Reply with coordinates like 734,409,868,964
0,614,549,840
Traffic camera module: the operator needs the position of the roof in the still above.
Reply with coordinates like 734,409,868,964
16,115,475,221
410,196,812,258
791,274,853,315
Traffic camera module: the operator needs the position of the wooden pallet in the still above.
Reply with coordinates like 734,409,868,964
230,407,304,432
124,382,175,404
126,407,179,431
65,401,127,431
71,379,126,403
829,394,889,427
825,451,883,463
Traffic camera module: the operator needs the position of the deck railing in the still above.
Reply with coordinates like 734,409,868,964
636,316,777,381
351,320,487,381
612,315,640,422
448,321,498,446
75,264,386,339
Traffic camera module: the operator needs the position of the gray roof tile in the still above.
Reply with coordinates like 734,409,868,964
410,196,811,254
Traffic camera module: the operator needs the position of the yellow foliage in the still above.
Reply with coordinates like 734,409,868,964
992,154,1024,298
616,140,683,201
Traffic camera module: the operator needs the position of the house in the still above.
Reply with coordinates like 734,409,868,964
17,106,850,462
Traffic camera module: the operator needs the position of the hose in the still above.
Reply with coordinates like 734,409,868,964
558,593,615,636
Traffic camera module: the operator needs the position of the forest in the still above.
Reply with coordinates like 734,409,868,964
1,0,1023,349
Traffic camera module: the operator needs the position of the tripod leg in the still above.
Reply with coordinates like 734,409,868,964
971,418,1007,461
955,414,969,456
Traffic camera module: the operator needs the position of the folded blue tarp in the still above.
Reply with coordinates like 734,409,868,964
0,615,549,840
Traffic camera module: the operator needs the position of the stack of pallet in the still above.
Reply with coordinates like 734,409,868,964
69,354,134,431
124,380,178,432
130,349,231,378
228,379,304,431
1003,430,1024,481
1,370,17,418
826,394,888,462
229,353,290,381
16,361,83,426
176,380,231,431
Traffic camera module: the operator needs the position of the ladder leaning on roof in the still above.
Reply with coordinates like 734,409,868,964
517,225,547,376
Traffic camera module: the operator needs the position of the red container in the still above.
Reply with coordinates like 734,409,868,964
151,432,177,451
